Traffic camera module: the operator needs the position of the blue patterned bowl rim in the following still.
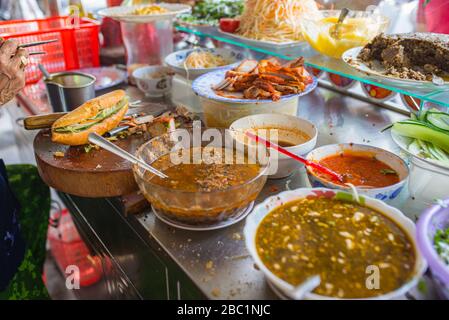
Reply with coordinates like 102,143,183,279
192,68,318,104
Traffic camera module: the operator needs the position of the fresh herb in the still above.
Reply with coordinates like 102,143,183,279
84,144,95,153
434,227,449,265
380,169,398,175
178,0,243,26
417,279,427,294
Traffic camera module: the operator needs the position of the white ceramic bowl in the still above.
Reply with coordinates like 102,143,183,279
230,114,318,179
244,187,427,300
133,65,174,97
306,143,409,202
164,48,243,80
98,4,191,23
192,69,318,128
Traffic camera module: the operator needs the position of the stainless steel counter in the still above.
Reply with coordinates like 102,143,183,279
131,83,439,300
54,78,443,300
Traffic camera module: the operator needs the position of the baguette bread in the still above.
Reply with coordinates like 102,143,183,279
51,90,129,146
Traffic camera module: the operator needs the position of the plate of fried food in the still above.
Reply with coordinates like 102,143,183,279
98,3,191,23
192,57,317,103
192,57,317,127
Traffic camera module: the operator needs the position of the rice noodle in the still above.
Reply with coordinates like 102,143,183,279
237,0,321,43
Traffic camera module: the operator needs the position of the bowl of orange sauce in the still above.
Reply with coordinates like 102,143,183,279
306,143,409,202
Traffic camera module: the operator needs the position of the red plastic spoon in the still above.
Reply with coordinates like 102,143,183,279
245,131,344,183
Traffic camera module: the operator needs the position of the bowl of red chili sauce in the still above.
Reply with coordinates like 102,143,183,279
305,143,409,202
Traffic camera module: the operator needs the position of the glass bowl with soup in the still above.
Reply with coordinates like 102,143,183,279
133,128,269,226
306,143,409,202
244,188,426,300
230,114,318,179
301,10,389,59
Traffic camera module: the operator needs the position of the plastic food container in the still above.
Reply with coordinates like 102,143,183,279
417,198,449,299
244,188,427,300
200,96,300,128
306,143,409,202
133,129,269,225
408,157,449,204
301,10,389,59
0,16,100,84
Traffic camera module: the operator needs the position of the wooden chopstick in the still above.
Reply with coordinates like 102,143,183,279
29,51,46,56
19,39,58,48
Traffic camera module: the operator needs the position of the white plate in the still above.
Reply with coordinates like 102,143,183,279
98,4,191,23
78,67,127,91
192,68,318,104
164,48,244,80
391,130,449,171
152,202,254,231
342,47,449,92
217,29,309,50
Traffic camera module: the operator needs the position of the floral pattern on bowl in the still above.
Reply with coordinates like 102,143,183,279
306,143,409,203
244,187,427,300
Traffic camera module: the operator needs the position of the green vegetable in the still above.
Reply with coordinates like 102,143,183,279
390,108,449,167
178,0,243,26
434,227,449,265
54,98,128,134
380,169,397,175
392,120,449,154
426,111,449,132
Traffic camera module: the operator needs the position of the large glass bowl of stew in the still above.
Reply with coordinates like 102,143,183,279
133,128,269,226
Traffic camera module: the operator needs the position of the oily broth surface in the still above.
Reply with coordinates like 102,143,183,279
256,197,416,299
148,147,262,192
317,153,400,188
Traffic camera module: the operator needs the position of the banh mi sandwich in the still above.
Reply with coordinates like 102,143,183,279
51,90,129,146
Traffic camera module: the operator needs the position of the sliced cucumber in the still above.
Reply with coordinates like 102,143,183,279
392,121,449,154
426,111,449,132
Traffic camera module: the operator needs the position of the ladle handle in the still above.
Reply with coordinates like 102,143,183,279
88,133,168,179
245,131,343,182
38,63,51,79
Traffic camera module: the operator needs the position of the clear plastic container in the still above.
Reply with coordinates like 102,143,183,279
120,20,174,76
200,96,299,128
408,157,449,204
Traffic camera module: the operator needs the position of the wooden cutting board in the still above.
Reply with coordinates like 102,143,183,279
34,129,148,198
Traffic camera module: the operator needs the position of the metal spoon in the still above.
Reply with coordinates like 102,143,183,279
38,63,52,80
288,275,321,300
432,73,445,86
331,8,350,40
88,133,168,179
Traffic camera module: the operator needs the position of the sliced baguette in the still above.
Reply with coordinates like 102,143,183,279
51,90,128,146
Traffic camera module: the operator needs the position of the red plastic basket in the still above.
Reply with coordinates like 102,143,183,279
0,16,101,84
